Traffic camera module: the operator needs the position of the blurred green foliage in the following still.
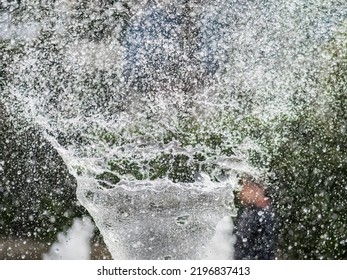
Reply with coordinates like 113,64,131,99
0,111,85,242
246,25,347,259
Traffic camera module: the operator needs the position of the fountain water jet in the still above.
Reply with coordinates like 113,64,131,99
77,178,235,259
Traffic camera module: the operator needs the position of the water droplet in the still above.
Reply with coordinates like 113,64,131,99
132,241,142,249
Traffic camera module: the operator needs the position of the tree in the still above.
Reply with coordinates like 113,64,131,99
255,24,347,259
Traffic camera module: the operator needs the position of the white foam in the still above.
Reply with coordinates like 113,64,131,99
43,217,94,260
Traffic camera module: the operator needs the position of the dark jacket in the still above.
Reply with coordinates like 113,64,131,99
233,205,277,260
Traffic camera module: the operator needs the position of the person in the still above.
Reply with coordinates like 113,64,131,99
233,178,277,260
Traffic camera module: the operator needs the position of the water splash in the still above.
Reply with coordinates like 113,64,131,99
43,217,94,260
2,0,347,259
78,177,235,259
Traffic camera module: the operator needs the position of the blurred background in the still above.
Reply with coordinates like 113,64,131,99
1,0,347,260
